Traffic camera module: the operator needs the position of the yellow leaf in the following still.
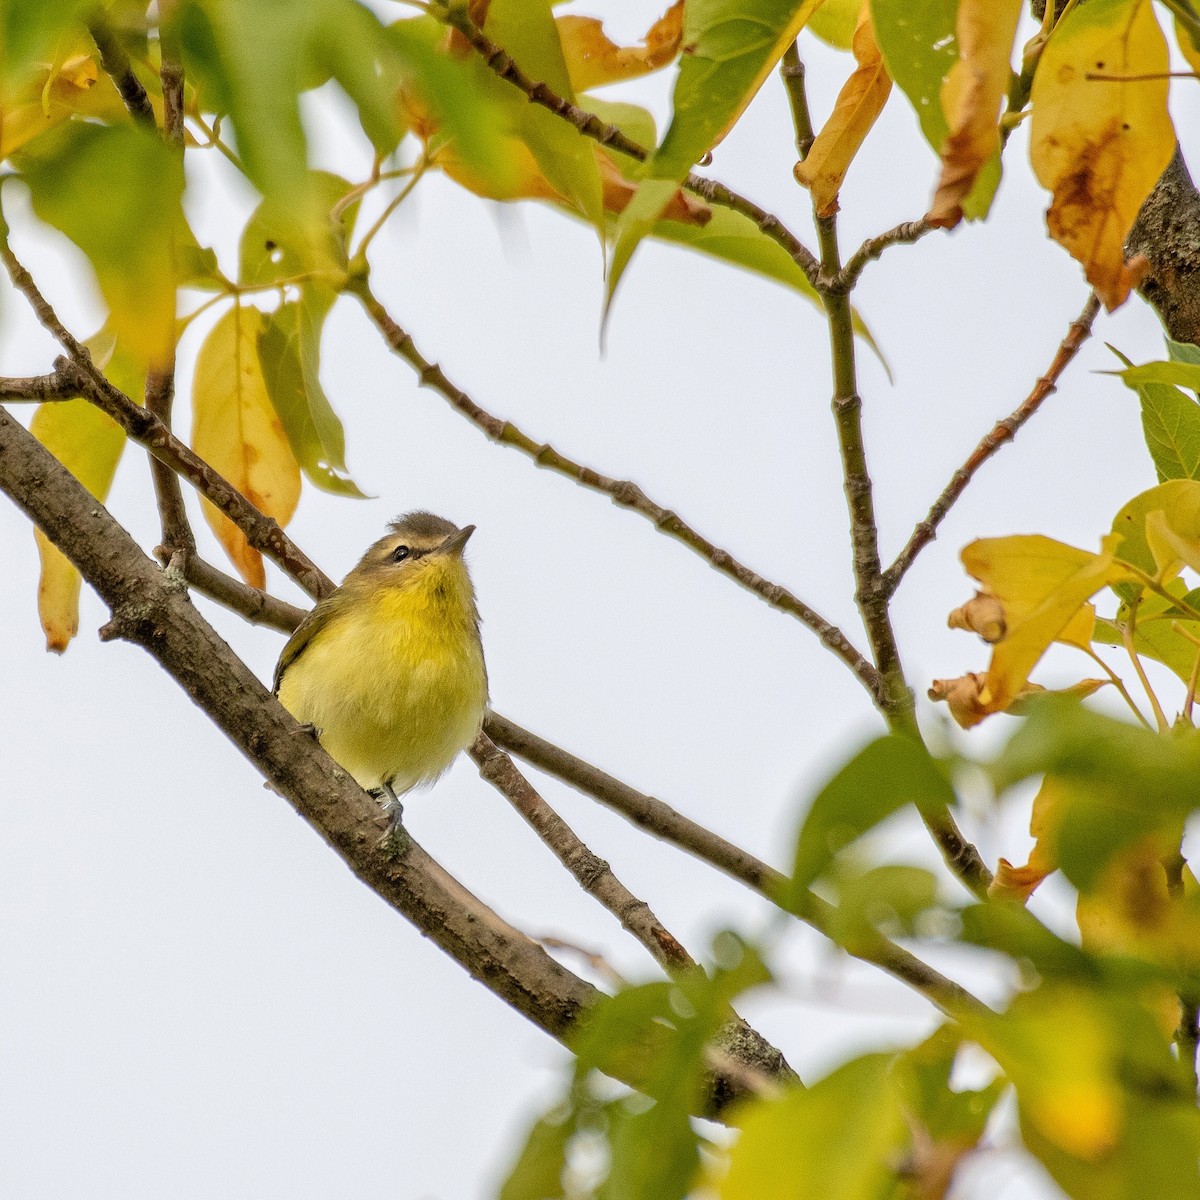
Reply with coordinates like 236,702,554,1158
958,533,1132,718
1176,18,1200,75
1110,479,1200,578
557,2,683,92
29,327,136,652
1029,0,1175,310
192,306,300,589
990,775,1070,901
928,0,1023,228
793,4,892,217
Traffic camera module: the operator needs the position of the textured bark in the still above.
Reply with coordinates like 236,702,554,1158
0,405,791,1117
1128,148,1200,348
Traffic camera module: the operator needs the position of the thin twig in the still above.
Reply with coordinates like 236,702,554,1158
348,275,882,704
780,44,815,161
144,23,195,560
484,714,990,1019
835,219,935,294
172,553,306,632
783,45,989,895
1123,598,1170,733
439,8,822,287
0,374,76,401
88,16,155,128
470,732,697,974
883,293,1101,594
0,226,332,599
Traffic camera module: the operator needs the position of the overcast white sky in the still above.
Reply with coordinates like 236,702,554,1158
2,9,1198,1198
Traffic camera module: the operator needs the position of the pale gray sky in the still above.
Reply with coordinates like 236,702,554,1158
2,11,1196,1198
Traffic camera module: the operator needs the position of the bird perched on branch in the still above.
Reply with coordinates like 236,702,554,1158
273,512,488,830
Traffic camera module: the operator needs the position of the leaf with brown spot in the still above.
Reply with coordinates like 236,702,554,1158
192,306,301,589
927,0,1022,228
793,4,892,218
1029,0,1175,310
557,2,683,93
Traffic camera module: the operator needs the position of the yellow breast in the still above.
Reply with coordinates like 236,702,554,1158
277,560,487,793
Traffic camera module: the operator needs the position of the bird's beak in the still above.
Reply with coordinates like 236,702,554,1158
438,524,475,557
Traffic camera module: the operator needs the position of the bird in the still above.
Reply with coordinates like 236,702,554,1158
273,512,488,831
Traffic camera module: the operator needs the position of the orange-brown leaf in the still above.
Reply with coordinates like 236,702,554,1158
928,0,1023,228
558,2,683,92
793,4,892,217
192,306,300,589
1029,0,1175,309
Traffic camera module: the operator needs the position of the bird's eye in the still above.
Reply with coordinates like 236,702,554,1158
391,545,411,563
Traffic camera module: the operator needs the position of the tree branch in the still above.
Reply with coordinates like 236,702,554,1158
834,219,936,294
349,275,882,704
0,373,75,401
882,292,1101,594
483,714,990,1020
471,733,697,973
780,44,815,161
0,404,789,1118
144,25,195,561
88,16,155,129
439,7,821,287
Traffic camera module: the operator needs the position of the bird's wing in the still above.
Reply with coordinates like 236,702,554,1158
272,594,344,695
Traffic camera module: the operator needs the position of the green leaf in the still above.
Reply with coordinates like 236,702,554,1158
717,1054,908,1200
258,293,366,497
1168,336,1200,366
787,735,957,903
897,1027,1005,1148
239,171,360,288
484,0,603,232
22,123,184,369
607,0,825,307
808,0,860,50
0,0,95,85
826,864,940,942
1094,581,1200,683
1110,478,1200,575
1121,365,1200,482
498,1109,573,1200
870,0,1000,219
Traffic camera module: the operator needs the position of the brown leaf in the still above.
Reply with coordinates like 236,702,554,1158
927,0,1023,228
948,591,1007,643
928,673,989,729
793,4,892,217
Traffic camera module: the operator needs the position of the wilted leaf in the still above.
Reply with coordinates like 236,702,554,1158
927,0,1022,227
558,3,683,92
794,6,893,218
1029,0,1175,310
22,123,184,369
192,305,301,587
787,734,956,902
954,534,1129,719
990,775,1071,902
716,1055,908,1200
258,293,365,497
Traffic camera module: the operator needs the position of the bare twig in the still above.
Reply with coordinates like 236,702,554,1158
883,293,1101,594
439,8,822,287
471,733,697,973
780,44,815,162
0,374,76,401
0,227,332,599
0,405,792,1117
88,16,155,128
170,553,306,632
484,714,989,1019
144,26,195,560
348,275,881,704
835,219,935,294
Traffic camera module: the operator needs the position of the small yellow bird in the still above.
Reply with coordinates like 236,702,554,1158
273,512,488,827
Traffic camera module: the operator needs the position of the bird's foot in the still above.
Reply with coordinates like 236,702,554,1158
290,722,321,741
373,783,407,849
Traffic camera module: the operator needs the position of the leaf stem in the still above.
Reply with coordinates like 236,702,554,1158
1122,597,1170,732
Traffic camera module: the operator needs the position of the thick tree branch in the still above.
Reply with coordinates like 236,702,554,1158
349,275,882,705
884,292,1101,594
0,405,792,1117
484,714,990,1020
439,8,821,287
